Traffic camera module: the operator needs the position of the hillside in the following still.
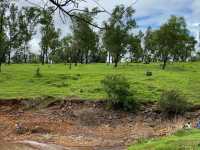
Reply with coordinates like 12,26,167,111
0,62,199,103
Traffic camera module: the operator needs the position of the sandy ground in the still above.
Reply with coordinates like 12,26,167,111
0,99,199,150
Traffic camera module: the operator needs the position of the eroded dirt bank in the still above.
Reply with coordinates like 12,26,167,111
0,99,199,150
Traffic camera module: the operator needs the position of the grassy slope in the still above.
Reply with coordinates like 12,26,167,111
0,62,200,103
128,129,200,150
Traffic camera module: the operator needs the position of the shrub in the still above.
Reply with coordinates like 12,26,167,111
35,67,42,77
159,90,188,116
146,71,152,76
101,74,137,111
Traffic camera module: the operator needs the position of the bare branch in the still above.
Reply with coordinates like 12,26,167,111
67,8,105,14
48,0,105,29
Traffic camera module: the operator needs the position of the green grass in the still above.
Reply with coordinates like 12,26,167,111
128,129,200,150
0,62,200,103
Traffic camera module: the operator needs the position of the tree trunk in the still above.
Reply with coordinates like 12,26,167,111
114,61,118,67
8,43,11,64
162,58,167,70
114,54,120,68
45,52,48,64
109,53,111,64
114,56,119,68
185,49,188,62
42,52,45,65
0,62,1,72
80,53,84,64
24,45,27,63
69,56,72,70
42,54,44,65
85,53,88,64
8,51,11,64
23,42,29,63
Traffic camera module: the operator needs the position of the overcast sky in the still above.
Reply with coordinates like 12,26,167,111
20,0,200,53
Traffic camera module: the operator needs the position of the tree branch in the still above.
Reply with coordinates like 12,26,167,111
48,0,105,29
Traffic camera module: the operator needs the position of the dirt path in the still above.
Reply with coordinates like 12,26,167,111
0,99,199,150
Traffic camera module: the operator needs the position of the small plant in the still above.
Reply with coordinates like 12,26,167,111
159,90,189,116
146,71,152,76
101,74,137,111
136,137,148,144
35,67,42,77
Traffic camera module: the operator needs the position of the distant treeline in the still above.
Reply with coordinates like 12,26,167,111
0,1,198,71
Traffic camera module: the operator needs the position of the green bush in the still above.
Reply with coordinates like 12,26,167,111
160,90,188,116
101,74,137,111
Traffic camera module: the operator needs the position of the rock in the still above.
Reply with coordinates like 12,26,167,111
127,116,133,122
146,71,152,76
15,123,28,134
108,115,113,120
144,117,153,124
30,126,50,134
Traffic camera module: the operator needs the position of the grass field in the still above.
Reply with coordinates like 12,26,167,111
0,62,200,103
128,129,200,150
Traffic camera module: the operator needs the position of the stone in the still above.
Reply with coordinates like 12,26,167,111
146,71,152,76
15,123,28,134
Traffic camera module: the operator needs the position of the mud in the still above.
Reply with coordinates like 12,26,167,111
0,99,199,150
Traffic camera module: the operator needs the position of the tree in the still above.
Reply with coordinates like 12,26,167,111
0,0,9,72
143,26,154,63
18,7,40,63
103,5,136,67
61,35,73,68
72,8,99,64
7,3,20,64
50,35,72,64
128,31,144,62
149,16,196,69
40,7,60,64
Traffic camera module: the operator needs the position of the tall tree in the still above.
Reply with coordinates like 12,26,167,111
72,8,99,64
103,5,136,67
40,7,60,64
18,7,40,63
143,26,154,63
149,16,196,69
0,0,9,72
128,31,144,62
7,3,20,64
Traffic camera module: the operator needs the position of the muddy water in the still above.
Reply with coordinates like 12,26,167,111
0,141,70,150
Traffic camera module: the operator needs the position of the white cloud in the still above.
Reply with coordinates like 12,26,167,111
17,0,200,52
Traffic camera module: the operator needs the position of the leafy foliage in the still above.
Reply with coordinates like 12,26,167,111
128,31,144,62
145,16,197,69
72,8,99,64
0,0,9,71
103,5,136,67
159,90,189,116
40,7,61,64
101,74,137,111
